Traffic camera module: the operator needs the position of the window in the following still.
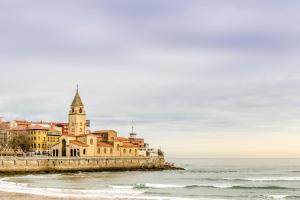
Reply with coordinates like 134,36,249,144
123,149,126,154
104,148,106,154
72,108,74,113
90,138,93,145
129,149,132,154
110,148,113,154
97,148,100,154
117,144,120,151
80,128,82,132
83,149,86,155
79,108,82,113
80,122,82,126
38,144,40,149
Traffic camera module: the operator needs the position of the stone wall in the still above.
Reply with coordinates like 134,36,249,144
0,156,165,173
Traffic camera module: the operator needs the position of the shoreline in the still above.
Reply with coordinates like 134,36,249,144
0,191,92,200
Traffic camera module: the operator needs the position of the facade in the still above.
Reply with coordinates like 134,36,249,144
4,121,63,154
29,125,48,154
68,89,87,136
51,89,144,157
0,121,9,145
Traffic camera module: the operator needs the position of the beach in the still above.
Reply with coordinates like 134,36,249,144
0,191,75,200
1,158,300,200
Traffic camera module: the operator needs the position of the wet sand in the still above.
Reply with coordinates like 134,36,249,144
0,191,105,200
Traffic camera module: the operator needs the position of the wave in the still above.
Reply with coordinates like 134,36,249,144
231,186,291,190
188,170,238,174
0,179,216,200
263,194,289,199
111,183,241,189
110,183,294,190
224,177,300,181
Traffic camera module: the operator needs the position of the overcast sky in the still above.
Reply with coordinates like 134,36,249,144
1,0,300,158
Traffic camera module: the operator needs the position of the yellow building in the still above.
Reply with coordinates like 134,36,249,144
47,127,61,151
29,125,48,154
51,89,143,157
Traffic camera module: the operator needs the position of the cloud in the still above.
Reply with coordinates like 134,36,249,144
0,0,300,157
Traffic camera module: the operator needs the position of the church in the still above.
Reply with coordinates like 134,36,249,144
50,89,145,157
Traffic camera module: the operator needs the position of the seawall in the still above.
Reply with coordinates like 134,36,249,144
0,156,166,173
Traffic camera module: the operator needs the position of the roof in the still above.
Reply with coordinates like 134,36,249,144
69,140,89,147
0,122,9,129
92,130,117,134
28,125,49,130
97,142,113,147
11,125,28,131
116,137,128,142
71,90,84,107
122,142,138,148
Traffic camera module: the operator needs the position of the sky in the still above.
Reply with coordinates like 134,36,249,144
0,0,300,158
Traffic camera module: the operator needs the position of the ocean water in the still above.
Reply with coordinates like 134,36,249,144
1,158,300,199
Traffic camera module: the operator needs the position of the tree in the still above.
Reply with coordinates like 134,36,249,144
9,134,31,153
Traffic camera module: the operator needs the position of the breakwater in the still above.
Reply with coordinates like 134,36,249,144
0,156,166,173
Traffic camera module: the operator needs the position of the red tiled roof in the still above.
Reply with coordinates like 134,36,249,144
122,142,138,148
28,125,49,130
0,123,9,129
92,130,117,134
11,125,28,131
69,140,89,147
116,137,128,141
97,142,113,147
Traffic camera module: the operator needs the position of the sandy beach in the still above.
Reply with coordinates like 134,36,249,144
0,191,98,200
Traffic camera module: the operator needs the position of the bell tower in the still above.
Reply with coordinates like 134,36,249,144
68,86,86,136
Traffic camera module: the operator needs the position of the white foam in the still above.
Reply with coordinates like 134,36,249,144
0,178,144,198
109,185,135,189
144,183,186,188
198,184,239,189
0,179,226,200
264,194,289,199
225,177,300,181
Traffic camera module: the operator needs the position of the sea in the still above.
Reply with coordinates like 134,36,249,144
0,158,300,200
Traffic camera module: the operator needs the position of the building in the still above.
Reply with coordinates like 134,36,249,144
0,120,9,145
51,89,143,157
47,126,61,151
29,124,49,154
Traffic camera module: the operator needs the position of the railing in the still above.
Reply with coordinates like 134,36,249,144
0,155,154,160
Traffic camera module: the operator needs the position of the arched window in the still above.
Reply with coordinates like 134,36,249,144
53,149,55,156
83,149,86,155
56,149,58,157
97,148,100,154
90,138,93,145
72,108,75,113
123,149,126,154
79,108,82,113
129,149,132,154
70,149,73,157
